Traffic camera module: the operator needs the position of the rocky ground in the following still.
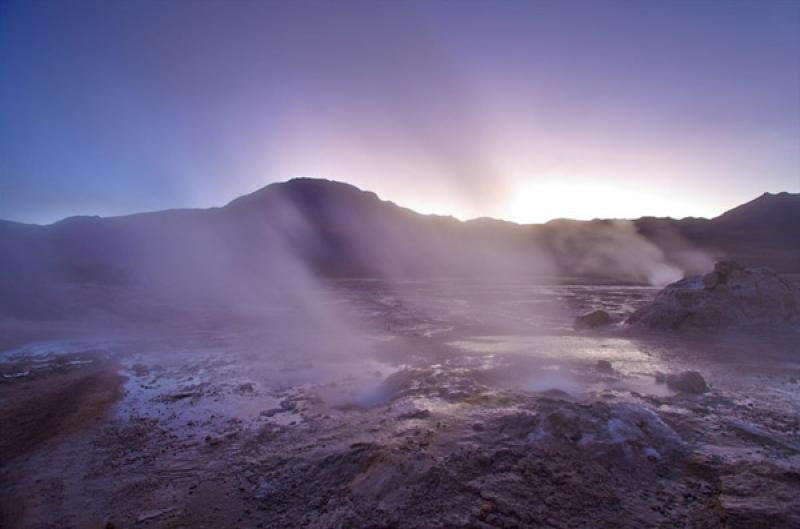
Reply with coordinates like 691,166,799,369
1,280,799,528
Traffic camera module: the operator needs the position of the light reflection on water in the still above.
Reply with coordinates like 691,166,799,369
449,335,655,369
448,334,674,397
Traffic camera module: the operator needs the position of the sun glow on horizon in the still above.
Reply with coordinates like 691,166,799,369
504,180,713,224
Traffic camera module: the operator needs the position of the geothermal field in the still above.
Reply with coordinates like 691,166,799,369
2,2,799,528
2,274,799,528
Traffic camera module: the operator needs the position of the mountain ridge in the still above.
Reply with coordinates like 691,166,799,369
0,178,797,321
7,178,794,228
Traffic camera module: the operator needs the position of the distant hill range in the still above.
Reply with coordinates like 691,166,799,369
1,178,797,320
636,191,800,275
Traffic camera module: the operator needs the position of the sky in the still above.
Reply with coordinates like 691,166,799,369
1,0,798,225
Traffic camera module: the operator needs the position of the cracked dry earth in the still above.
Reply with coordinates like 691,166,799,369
1,281,799,528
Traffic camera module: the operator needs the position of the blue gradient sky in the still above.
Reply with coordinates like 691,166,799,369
1,0,798,224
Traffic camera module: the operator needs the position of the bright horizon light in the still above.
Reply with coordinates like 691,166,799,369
1,1,797,224
503,180,714,224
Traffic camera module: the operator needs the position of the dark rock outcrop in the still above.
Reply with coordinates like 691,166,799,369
574,310,613,330
665,371,708,394
628,261,800,330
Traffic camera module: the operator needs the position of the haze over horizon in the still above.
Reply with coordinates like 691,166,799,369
2,176,797,228
1,0,799,224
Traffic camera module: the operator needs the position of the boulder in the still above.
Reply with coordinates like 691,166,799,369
627,261,800,330
665,371,708,394
595,360,614,374
574,310,613,330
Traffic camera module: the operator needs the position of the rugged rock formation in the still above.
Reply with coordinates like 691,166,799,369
628,261,800,330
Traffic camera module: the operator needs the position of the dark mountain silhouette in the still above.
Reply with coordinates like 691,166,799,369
0,178,797,320
635,191,800,274
714,191,800,229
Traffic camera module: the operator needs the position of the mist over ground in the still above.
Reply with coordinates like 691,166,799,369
6,177,785,327
2,0,799,526
2,179,800,528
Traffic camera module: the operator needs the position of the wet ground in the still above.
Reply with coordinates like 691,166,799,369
1,280,799,528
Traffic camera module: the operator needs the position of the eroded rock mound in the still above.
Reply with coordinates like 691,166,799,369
247,400,704,528
628,260,800,330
